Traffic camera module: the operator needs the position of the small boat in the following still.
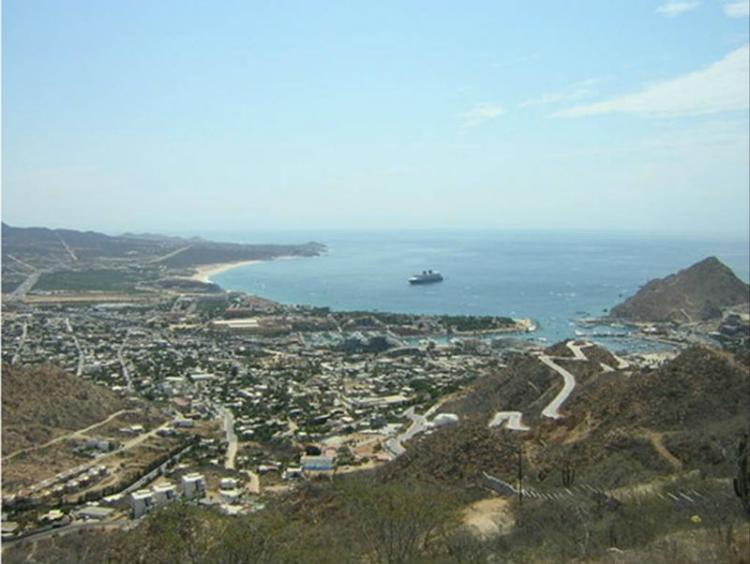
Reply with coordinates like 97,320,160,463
409,270,444,284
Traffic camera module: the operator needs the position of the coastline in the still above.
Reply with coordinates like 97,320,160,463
190,260,261,284
190,255,306,284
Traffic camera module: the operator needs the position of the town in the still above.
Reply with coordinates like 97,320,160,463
1,289,542,539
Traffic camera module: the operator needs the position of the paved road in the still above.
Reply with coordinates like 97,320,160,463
384,406,433,458
10,321,28,365
566,340,589,360
65,317,86,376
488,340,590,431
117,331,134,391
539,355,577,420
7,270,41,302
488,411,530,431
222,408,238,470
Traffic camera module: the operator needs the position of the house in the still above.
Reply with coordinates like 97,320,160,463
1,521,19,539
300,455,335,473
75,505,115,521
220,478,238,490
130,489,154,518
151,483,178,505
181,473,206,499
283,466,304,480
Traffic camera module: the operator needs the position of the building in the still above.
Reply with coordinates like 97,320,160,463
75,506,115,521
300,455,335,472
181,473,206,499
130,489,153,518
220,478,238,490
151,483,178,505
283,466,304,480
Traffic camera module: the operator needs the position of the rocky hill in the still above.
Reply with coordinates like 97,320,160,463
385,343,749,490
1,364,129,455
609,256,749,323
1,223,325,274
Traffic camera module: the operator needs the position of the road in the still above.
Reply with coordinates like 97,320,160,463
488,411,530,431
538,355,577,419
222,408,238,470
10,321,28,365
3,441,195,551
4,409,137,461
117,331,134,391
19,421,173,497
566,340,590,360
147,245,192,264
65,317,86,376
384,407,429,458
488,340,590,431
7,270,41,302
243,470,261,494
57,235,78,261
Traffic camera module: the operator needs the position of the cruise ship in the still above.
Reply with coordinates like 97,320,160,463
408,270,444,285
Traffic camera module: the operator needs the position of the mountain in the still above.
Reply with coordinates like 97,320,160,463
609,257,750,323
1,223,326,280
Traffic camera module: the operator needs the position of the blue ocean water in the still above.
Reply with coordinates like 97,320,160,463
208,230,749,349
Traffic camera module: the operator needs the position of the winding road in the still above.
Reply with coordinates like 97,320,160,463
538,355,577,420
384,402,443,458
488,411,530,431
488,340,606,430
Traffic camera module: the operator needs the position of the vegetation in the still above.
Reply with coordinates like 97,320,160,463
34,269,157,293
6,473,748,564
2,364,129,456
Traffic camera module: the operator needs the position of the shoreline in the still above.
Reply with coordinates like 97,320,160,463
190,260,262,284
190,255,306,284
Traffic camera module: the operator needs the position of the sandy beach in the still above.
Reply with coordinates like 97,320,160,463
190,255,305,284
190,260,261,284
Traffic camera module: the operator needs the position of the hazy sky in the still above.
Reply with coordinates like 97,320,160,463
3,1,749,236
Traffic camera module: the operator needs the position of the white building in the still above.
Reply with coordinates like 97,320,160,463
130,490,153,518
220,478,238,490
151,483,178,506
181,473,206,499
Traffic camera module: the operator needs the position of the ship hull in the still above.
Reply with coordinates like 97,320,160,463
409,277,443,285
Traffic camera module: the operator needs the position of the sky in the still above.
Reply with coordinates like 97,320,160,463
2,0,749,237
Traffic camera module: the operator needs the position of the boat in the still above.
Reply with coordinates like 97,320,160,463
409,270,444,285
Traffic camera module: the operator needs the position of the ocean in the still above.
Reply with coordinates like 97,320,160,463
202,230,750,352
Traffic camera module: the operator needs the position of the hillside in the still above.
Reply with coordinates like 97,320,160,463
531,346,750,483
609,257,749,323
1,223,324,279
388,344,749,490
1,364,129,455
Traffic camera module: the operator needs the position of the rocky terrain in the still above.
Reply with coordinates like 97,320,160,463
383,344,749,491
1,364,129,455
610,256,749,323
